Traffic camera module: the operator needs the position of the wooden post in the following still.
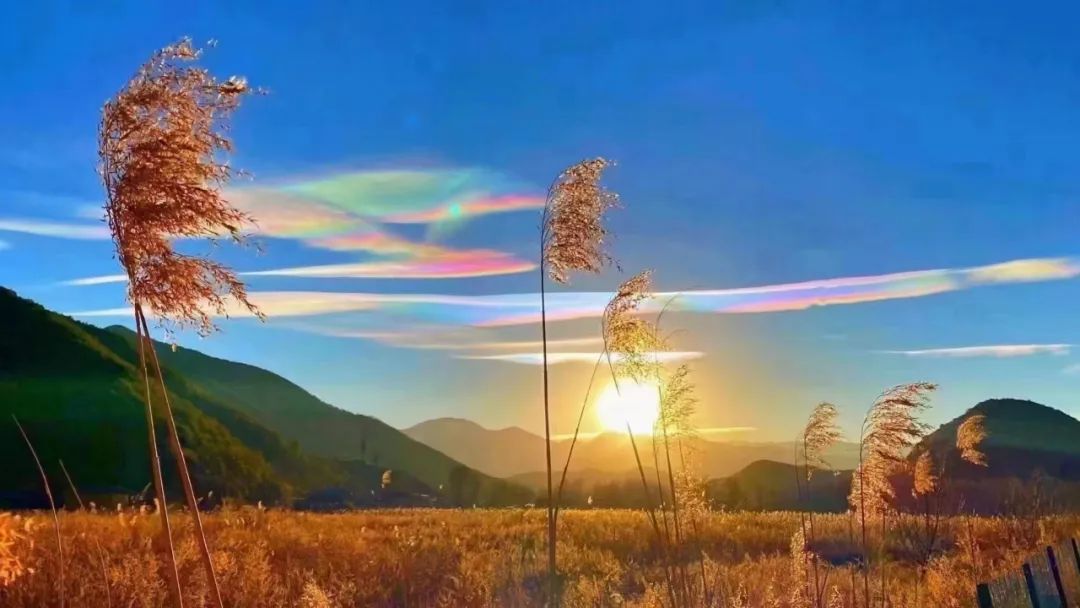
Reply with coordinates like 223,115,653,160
1047,546,1069,608
976,582,994,608
1023,562,1042,608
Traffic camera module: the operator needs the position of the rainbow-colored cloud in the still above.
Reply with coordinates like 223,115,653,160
70,255,1080,340
223,167,543,280
279,169,543,222
60,165,545,286
244,249,535,280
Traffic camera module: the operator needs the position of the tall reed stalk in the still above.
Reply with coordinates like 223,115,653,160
599,271,707,606
99,38,260,608
134,309,183,606
539,158,617,599
12,416,63,608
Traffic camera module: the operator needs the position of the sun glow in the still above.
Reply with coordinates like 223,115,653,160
596,380,660,435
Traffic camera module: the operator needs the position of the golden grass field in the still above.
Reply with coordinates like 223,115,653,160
1,507,1075,607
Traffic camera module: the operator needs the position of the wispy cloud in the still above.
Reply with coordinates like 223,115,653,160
551,425,757,440
67,256,1080,353
882,344,1072,358
70,291,385,319
698,426,758,435
0,219,109,240
243,249,535,280
457,351,704,365
60,274,127,286
317,328,602,352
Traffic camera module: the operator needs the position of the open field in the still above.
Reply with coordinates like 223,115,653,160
1,508,1075,607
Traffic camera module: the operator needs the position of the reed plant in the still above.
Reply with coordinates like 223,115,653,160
850,383,935,607
99,37,260,608
539,158,618,598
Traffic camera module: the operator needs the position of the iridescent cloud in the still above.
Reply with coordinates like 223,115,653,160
69,256,1080,332
881,344,1071,358
279,168,541,222
379,194,544,224
325,330,602,351
220,168,544,278
243,249,535,279
71,291,384,319
468,256,1080,326
458,351,704,365
228,189,366,238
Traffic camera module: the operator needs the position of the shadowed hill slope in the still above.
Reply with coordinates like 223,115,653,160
0,287,528,507
120,327,525,500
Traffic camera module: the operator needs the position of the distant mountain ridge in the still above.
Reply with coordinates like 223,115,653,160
0,287,526,508
403,417,861,480
408,399,1080,513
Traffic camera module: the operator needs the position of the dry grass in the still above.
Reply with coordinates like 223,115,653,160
0,507,1075,607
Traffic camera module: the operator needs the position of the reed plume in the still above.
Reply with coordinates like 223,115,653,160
99,37,259,608
542,158,618,284
600,272,664,533
851,382,936,606
800,403,841,607
956,414,988,467
912,450,938,497
538,157,617,599
602,270,666,382
803,403,842,474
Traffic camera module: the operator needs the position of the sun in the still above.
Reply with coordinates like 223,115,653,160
596,380,660,435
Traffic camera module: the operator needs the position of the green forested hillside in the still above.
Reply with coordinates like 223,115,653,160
109,326,527,501
0,288,528,508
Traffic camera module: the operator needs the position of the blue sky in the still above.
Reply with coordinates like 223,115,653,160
4,2,1080,440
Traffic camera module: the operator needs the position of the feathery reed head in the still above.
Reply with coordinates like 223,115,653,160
848,450,897,515
862,382,937,464
602,271,667,380
912,449,938,497
956,413,988,467
99,37,261,336
850,382,936,514
542,158,618,284
802,402,842,478
658,364,698,439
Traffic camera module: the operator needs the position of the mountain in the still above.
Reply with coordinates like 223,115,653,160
479,400,1080,512
403,417,861,480
404,418,551,479
115,329,525,497
0,287,528,508
916,398,1080,481
708,460,852,512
